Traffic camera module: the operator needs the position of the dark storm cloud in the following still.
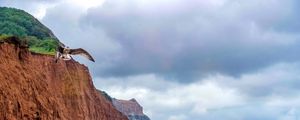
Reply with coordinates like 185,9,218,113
80,0,300,81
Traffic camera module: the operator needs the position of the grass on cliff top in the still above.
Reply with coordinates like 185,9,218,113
1,34,57,55
29,47,56,55
27,36,57,55
0,34,10,40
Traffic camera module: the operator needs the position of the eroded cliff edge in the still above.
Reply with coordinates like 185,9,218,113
0,40,128,120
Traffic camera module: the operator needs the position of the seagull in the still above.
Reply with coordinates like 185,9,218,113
55,42,95,63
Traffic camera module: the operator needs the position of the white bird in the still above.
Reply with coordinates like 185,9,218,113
55,42,95,63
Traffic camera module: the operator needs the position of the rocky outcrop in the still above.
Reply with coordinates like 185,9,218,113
0,39,128,120
98,91,150,120
112,98,150,120
112,99,143,115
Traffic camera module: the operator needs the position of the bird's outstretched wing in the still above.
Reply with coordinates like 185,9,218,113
69,48,95,62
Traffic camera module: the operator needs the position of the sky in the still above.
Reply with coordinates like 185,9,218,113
1,0,300,119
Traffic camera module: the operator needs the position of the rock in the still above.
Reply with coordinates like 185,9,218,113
112,98,151,120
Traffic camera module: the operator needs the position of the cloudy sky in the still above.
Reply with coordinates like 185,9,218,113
1,0,300,119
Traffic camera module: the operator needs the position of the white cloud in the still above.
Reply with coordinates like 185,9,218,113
67,0,105,9
1,0,105,20
213,62,300,97
94,62,300,119
168,114,187,120
278,108,299,120
266,95,300,108
94,74,245,119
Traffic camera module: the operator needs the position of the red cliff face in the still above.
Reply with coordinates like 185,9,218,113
0,42,128,120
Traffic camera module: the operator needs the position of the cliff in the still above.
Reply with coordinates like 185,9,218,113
0,38,128,120
112,98,150,120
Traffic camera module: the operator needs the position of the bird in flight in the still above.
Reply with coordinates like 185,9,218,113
55,41,95,63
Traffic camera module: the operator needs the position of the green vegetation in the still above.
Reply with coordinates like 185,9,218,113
0,7,59,55
0,34,11,40
0,7,56,39
28,37,58,55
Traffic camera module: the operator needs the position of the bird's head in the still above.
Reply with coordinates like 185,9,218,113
63,46,71,53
